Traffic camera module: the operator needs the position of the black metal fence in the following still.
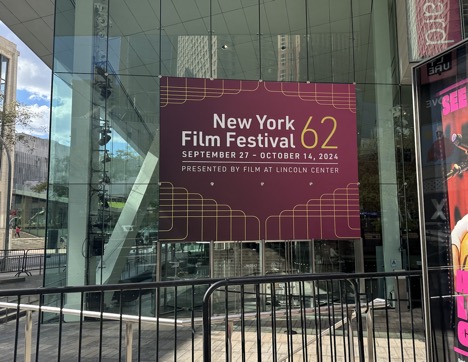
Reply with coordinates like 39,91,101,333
0,271,426,361
0,249,66,276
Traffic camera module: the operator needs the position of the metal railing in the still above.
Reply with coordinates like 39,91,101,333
0,271,425,361
0,249,65,276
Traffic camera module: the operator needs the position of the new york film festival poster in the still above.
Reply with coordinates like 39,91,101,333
440,78,468,360
158,77,360,243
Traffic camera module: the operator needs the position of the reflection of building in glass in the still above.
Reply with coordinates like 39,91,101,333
12,134,49,236
14,134,48,188
177,35,217,78
277,35,300,81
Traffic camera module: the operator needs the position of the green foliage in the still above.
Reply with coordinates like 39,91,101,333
109,149,142,181
0,93,42,148
31,181,69,198
52,184,69,198
30,181,48,193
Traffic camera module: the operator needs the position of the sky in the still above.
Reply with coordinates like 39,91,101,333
0,21,51,138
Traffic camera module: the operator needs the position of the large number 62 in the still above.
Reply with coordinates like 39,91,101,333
300,116,337,149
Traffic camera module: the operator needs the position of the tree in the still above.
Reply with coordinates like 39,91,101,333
109,149,142,182
0,93,43,149
30,181,48,193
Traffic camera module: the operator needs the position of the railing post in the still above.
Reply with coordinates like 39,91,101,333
23,250,32,276
347,309,355,362
367,307,374,362
227,320,233,362
24,310,32,362
203,291,212,362
350,279,365,362
15,250,22,275
126,321,133,362
22,250,28,275
203,280,227,362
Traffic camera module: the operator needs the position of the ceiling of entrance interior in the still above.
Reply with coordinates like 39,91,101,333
0,0,375,157
0,0,373,80
0,0,54,67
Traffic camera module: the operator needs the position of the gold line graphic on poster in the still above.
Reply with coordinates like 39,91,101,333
159,204,260,241
160,78,261,106
314,183,359,238
333,184,361,231
159,183,260,241
158,182,177,232
159,186,190,240
264,183,359,240
262,82,356,112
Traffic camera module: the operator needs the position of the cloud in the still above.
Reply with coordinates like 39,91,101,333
0,21,52,136
46,79,72,145
17,57,51,101
0,22,51,97
15,104,50,138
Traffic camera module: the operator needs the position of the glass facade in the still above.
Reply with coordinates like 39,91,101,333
46,0,417,312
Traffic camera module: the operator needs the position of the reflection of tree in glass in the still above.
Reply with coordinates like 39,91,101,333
109,149,142,182
0,93,44,149
30,182,69,198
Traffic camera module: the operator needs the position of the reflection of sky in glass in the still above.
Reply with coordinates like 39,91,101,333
50,75,72,146
50,75,144,156
108,132,137,155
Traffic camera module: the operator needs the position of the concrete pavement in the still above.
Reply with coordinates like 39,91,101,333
0,233,44,289
0,237,427,360
9,233,45,250
0,306,426,361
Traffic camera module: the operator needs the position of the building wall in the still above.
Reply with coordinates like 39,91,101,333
14,133,49,188
47,0,420,299
11,133,49,236
0,36,18,250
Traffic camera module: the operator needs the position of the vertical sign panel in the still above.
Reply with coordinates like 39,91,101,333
440,79,468,359
409,0,461,61
159,77,359,242
414,40,468,361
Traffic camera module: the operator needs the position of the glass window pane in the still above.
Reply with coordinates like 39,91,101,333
108,0,160,76
161,0,210,77
307,0,353,83
260,1,306,82
54,0,94,74
1,55,7,81
213,1,260,80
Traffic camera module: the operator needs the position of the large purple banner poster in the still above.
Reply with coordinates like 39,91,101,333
159,77,360,242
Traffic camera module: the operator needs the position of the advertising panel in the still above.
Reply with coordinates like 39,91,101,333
159,77,360,242
413,39,468,360
439,79,468,359
409,0,461,60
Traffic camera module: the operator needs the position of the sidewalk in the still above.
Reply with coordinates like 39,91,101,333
0,233,45,290
9,233,45,250
0,272,42,289
0,307,426,361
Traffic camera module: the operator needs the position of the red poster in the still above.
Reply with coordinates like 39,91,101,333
159,77,360,242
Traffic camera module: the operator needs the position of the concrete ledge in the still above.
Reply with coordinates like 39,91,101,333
0,276,25,285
